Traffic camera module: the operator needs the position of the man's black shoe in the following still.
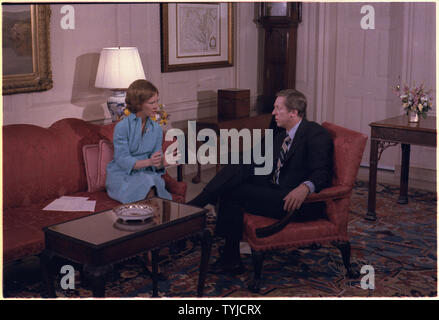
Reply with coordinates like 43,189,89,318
208,258,246,275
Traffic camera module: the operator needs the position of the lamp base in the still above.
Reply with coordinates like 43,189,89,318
107,90,127,122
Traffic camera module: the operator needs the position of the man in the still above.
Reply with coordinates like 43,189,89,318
188,89,334,274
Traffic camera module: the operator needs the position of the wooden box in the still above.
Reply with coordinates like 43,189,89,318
217,88,250,120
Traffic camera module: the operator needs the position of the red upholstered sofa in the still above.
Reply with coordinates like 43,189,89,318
3,118,187,263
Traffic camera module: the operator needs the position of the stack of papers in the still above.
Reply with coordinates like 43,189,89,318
43,196,96,212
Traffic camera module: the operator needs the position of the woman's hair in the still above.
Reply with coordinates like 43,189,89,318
125,79,159,113
276,89,307,118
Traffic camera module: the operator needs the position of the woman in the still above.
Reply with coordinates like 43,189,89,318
106,79,172,203
106,79,171,280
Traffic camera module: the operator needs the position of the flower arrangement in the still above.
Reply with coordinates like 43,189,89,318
392,82,433,119
152,104,170,127
121,104,170,127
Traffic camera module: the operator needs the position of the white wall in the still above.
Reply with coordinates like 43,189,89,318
296,2,436,174
2,3,259,127
3,2,435,176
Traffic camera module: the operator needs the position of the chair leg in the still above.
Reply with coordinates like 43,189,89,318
248,249,265,293
333,241,359,279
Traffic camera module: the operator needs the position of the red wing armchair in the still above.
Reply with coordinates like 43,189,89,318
243,122,368,292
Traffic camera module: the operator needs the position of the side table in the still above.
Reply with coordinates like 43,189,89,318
366,115,436,221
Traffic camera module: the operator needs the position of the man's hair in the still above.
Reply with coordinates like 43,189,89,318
276,89,307,118
125,79,158,113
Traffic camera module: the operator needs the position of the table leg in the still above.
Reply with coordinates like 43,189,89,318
40,250,56,298
366,139,379,221
83,264,111,298
397,143,410,204
197,229,212,297
151,249,160,297
192,163,202,184
192,140,202,184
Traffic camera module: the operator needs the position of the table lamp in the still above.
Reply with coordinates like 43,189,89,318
95,47,146,121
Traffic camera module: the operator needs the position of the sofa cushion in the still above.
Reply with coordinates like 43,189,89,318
82,140,114,193
83,144,101,192
97,139,114,190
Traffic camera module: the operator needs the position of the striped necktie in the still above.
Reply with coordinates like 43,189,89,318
272,134,292,185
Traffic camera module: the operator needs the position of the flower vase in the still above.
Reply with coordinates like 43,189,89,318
408,111,420,123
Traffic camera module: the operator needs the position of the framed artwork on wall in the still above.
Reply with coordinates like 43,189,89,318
160,2,234,73
2,4,53,95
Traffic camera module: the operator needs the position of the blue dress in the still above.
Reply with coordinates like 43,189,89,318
106,113,172,204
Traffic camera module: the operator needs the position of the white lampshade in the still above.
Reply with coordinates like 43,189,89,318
95,47,146,89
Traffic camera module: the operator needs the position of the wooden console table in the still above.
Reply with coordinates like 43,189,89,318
366,115,436,221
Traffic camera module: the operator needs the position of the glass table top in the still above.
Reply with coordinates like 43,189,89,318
47,198,204,246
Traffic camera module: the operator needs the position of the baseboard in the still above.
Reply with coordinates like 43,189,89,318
395,165,437,184
360,162,436,184
357,166,436,192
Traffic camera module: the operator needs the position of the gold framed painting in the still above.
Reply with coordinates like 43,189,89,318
160,3,234,72
2,4,53,95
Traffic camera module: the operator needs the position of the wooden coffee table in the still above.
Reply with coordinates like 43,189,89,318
41,198,211,297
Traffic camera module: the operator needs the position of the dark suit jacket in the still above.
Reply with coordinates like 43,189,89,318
205,118,333,198
272,119,333,193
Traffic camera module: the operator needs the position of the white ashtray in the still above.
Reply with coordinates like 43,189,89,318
113,203,154,223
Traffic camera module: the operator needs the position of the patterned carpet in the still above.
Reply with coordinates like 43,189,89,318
3,181,437,298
